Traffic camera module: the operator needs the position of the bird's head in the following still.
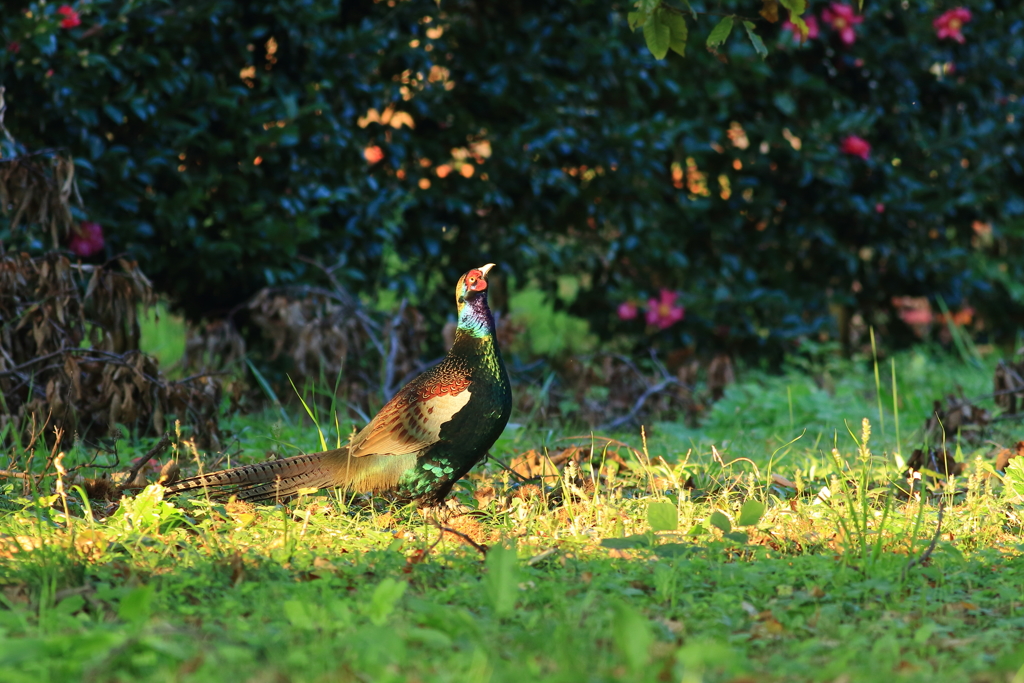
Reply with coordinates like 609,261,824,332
455,263,496,327
456,263,494,306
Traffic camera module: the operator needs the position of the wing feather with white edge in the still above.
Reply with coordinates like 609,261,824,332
349,377,472,458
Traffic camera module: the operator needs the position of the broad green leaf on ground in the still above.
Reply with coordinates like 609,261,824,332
484,542,518,617
118,584,155,624
647,500,678,531
737,500,766,526
283,600,318,630
600,534,652,549
612,603,653,672
724,531,750,544
366,577,407,625
709,510,732,533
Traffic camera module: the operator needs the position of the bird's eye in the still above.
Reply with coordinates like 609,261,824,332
468,277,477,283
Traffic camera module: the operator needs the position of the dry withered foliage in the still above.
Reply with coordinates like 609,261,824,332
180,319,246,376
995,441,1024,472
240,286,427,409
906,447,966,478
503,441,641,503
0,88,81,248
0,252,221,448
922,393,991,446
0,153,79,248
993,358,1024,415
705,353,736,402
531,352,733,429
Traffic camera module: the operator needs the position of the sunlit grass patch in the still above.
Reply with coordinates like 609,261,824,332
0,350,1022,681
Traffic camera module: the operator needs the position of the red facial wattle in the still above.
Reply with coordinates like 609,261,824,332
465,270,488,292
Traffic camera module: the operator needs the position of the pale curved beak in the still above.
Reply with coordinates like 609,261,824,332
478,263,496,277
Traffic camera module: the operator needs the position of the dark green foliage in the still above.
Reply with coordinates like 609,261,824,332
2,0,1023,356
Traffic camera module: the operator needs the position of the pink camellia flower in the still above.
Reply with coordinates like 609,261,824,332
840,135,871,160
934,8,971,43
58,5,81,29
617,301,638,321
822,3,863,46
875,203,885,213
899,308,932,326
782,15,820,42
69,221,104,257
6,42,20,53
646,289,685,330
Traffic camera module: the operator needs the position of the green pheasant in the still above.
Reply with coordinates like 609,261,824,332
166,264,512,505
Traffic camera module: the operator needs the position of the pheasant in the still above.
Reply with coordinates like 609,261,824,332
165,264,512,505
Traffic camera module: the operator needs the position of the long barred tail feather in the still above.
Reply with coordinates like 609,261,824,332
164,451,341,503
163,447,415,503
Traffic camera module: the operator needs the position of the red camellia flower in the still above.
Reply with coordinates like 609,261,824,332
822,3,863,46
58,5,81,29
69,221,105,257
934,8,971,44
6,42,20,53
875,203,885,213
782,15,820,42
646,290,685,330
840,135,871,160
57,5,81,29
617,301,638,321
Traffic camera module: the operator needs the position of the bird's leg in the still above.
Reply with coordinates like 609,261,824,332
417,497,474,524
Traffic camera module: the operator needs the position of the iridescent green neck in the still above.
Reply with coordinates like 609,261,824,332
457,294,495,339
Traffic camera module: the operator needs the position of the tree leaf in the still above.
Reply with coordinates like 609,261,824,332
706,16,734,52
662,12,688,57
760,0,780,23
647,500,678,531
779,0,806,14
627,11,646,31
643,12,671,59
773,92,797,115
654,543,694,558
737,500,767,526
709,511,732,533
743,21,768,60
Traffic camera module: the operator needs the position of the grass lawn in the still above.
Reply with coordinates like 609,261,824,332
1,349,1023,682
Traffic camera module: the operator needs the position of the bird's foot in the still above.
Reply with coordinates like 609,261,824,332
417,497,474,524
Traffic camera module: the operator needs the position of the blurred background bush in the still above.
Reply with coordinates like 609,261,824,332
3,0,1023,365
